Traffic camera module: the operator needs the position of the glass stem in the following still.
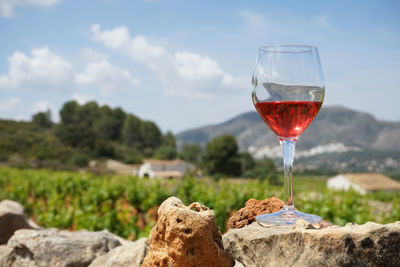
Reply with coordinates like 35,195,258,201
280,138,296,210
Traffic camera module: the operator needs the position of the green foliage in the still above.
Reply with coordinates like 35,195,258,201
0,120,73,162
179,143,202,163
69,153,89,167
122,114,141,147
154,131,178,160
0,100,167,168
32,110,52,128
140,121,163,153
56,101,97,148
0,167,399,238
202,134,241,176
238,152,257,175
245,157,280,185
154,146,177,160
113,145,142,164
94,139,115,158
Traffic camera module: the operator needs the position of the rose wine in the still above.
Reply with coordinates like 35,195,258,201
255,101,322,138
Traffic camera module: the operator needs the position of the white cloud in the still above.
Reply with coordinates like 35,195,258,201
72,93,96,105
0,97,56,121
0,47,74,90
80,48,108,62
0,0,62,18
75,59,140,95
239,10,270,30
0,98,21,116
32,100,55,112
0,46,140,96
90,24,247,99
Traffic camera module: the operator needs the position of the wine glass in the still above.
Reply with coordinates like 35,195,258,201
252,45,325,225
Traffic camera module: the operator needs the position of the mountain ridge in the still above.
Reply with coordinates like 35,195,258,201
176,105,400,152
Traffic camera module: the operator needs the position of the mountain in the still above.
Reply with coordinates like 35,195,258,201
177,106,400,172
177,105,400,150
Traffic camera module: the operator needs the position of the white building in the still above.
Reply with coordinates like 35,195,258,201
138,159,195,179
327,173,400,195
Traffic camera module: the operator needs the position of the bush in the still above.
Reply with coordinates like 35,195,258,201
69,154,89,167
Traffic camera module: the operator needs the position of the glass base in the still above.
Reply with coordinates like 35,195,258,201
256,207,322,226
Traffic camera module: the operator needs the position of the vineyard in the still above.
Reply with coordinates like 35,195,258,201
0,167,399,240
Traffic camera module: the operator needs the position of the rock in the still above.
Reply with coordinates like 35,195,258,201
0,200,40,244
223,220,400,267
89,237,149,267
142,197,234,267
0,245,13,267
292,219,316,230
4,228,122,267
226,197,284,230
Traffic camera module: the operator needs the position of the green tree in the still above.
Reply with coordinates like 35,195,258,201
93,105,114,140
56,101,98,148
154,131,178,160
114,144,142,164
162,131,176,148
244,157,280,184
140,121,162,156
111,107,126,141
122,114,142,147
93,105,126,141
32,110,52,128
239,152,257,177
202,134,241,176
179,143,202,163
94,139,115,157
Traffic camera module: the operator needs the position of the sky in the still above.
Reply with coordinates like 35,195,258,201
0,0,399,133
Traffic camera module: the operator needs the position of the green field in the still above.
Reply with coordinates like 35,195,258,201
0,167,399,239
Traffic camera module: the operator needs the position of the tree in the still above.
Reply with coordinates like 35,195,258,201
202,134,241,176
93,105,127,141
162,131,176,148
154,131,178,160
32,110,52,128
244,157,280,184
140,121,162,154
122,114,142,147
111,107,126,141
56,101,98,148
239,152,257,177
179,143,202,163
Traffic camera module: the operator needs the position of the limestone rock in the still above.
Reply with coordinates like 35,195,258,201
226,197,284,230
142,197,234,267
0,200,40,244
223,220,400,267
89,237,149,267
0,245,13,267
4,228,121,267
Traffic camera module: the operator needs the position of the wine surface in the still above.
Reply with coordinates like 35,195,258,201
255,101,322,138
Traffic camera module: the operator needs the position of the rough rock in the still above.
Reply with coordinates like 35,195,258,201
0,245,13,267
142,197,234,267
0,200,40,244
3,228,122,267
223,220,400,267
89,237,149,267
226,197,284,230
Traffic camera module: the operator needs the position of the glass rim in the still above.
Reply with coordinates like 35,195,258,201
259,45,317,53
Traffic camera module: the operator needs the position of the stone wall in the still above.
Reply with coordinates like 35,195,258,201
0,198,399,267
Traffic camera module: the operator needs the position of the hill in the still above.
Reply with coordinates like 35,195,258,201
176,106,400,172
0,100,176,169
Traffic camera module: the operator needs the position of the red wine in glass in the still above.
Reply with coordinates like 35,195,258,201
252,45,325,225
255,101,322,138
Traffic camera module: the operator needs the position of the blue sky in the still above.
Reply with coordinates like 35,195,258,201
0,0,399,133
